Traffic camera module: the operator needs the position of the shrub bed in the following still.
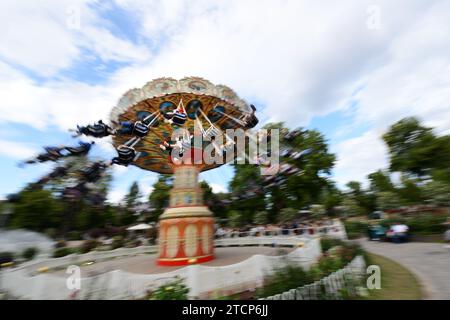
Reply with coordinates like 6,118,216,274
255,238,363,298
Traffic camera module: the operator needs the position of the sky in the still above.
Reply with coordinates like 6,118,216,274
0,0,450,204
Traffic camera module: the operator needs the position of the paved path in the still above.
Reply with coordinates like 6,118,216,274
48,246,294,277
358,239,450,299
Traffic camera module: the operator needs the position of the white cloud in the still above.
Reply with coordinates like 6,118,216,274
0,139,37,159
333,130,388,187
0,0,149,77
351,1,450,136
107,189,126,204
210,183,227,194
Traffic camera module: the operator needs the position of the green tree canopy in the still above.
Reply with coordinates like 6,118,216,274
368,170,395,193
376,191,402,211
383,117,441,177
148,175,172,218
125,181,141,209
11,188,63,232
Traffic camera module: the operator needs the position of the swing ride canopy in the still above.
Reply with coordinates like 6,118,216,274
109,77,256,174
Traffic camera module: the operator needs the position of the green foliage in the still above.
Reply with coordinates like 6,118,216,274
380,215,448,235
228,210,244,227
125,181,141,209
111,236,125,249
253,211,269,225
256,263,314,298
376,191,402,211
148,175,172,218
310,204,325,218
53,247,76,258
368,170,395,193
201,181,227,219
422,181,450,206
66,231,82,241
79,239,99,254
256,239,362,298
22,247,39,261
344,221,368,239
0,252,14,265
320,238,343,252
277,207,297,223
383,117,439,176
341,198,364,217
397,176,422,205
148,278,189,300
229,164,266,223
317,255,344,274
11,189,63,232
319,184,343,215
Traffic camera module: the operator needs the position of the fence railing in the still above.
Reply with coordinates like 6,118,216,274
259,255,366,300
215,221,347,240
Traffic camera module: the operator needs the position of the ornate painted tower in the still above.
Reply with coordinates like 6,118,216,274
157,165,214,266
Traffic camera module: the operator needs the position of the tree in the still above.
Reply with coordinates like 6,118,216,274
397,175,422,205
228,210,244,228
200,181,228,219
376,191,402,211
278,208,298,223
344,181,376,215
229,164,266,223
310,204,325,218
341,198,364,217
383,117,440,177
261,123,336,220
125,181,141,209
319,182,343,216
253,211,269,225
346,181,362,196
422,181,450,207
11,188,63,231
368,170,395,193
148,175,172,218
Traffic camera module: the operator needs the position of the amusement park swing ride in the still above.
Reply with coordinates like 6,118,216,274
20,77,309,266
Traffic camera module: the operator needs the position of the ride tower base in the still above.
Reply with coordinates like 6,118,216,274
157,165,215,266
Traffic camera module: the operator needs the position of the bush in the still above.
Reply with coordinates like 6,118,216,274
79,240,99,254
53,247,75,258
253,211,269,225
88,228,104,239
278,208,298,223
256,263,314,298
318,255,344,274
404,215,447,235
54,239,67,248
67,231,82,241
148,278,189,300
111,236,125,249
0,252,14,265
344,221,368,239
22,247,39,261
256,238,364,298
320,238,343,252
381,215,448,235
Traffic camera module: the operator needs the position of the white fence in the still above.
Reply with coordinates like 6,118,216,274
0,237,322,300
216,220,348,240
259,255,366,300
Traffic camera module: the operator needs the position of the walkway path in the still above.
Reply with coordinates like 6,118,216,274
48,246,294,277
358,239,450,299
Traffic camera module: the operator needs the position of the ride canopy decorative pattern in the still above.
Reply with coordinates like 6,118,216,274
109,77,257,174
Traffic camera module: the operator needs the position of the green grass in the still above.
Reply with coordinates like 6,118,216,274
364,253,423,300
